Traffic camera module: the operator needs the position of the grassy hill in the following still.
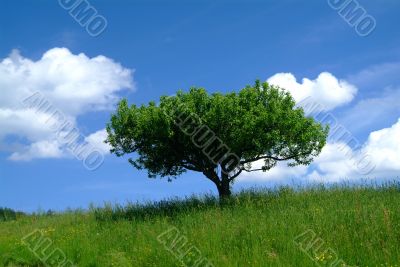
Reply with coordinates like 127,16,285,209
1,184,399,267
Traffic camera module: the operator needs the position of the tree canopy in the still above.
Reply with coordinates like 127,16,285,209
106,81,328,198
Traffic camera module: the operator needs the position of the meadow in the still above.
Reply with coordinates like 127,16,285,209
0,184,399,267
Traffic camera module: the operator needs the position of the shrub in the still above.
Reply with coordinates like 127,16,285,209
0,207,17,221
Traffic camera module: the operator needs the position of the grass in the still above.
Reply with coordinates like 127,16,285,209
1,184,400,266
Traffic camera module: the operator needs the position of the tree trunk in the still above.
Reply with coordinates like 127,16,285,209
205,170,232,199
217,178,231,199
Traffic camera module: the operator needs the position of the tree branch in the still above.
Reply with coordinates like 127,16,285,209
240,151,312,165
228,168,243,181
179,163,202,172
203,168,221,185
242,168,264,172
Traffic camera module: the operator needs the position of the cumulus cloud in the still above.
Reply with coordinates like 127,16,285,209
309,119,400,181
305,142,360,182
0,47,134,160
238,161,308,182
242,119,400,184
267,72,357,111
237,142,361,183
85,129,111,155
0,48,133,115
9,140,63,161
363,119,400,173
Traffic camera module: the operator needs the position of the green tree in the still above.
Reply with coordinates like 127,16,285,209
106,81,328,198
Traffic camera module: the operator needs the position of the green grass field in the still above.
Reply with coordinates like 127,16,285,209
1,184,399,267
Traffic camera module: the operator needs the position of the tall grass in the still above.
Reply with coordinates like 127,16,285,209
0,184,399,266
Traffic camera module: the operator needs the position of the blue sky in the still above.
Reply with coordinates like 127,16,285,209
1,0,400,212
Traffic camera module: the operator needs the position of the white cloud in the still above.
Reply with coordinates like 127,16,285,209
267,72,357,111
310,119,400,181
238,161,308,182
0,108,57,141
305,142,359,182
236,142,358,183
363,119,400,173
0,48,133,115
239,119,400,183
85,129,111,155
0,47,134,160
9,140,63,161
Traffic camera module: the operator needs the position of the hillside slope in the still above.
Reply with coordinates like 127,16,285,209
1,185,399,266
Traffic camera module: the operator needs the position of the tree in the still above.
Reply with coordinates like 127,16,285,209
106,81,328,198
